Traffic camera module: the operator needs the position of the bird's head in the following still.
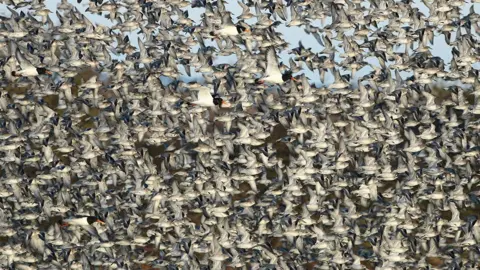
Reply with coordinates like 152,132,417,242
37,67,53,75
255,78,264,84
87,216,105,225
236,25,251,34
282,71,297,82
213,96,230,108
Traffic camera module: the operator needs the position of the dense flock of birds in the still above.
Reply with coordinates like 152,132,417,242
0,0,480,269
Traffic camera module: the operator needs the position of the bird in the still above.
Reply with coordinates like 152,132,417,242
10,48,52,77
61,216,105,226
11,67,52,77
256,48,297,84
189,83,230,108
210,13,250,37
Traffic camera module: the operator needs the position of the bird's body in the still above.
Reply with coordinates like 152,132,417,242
62,216,104,226
217,25,239,36
262,71,284,85
12,67,51,77
191,87,217,107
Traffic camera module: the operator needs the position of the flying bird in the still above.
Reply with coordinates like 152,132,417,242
256,48,297,84
11,48,52,77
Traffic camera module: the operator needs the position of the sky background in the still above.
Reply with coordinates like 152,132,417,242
1,0,479,87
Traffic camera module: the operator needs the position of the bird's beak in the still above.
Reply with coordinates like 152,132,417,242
255,79,264,85
245,28,251,33
46,70,53,75
221,100,232,108
96,219,105,225
291,77,298,82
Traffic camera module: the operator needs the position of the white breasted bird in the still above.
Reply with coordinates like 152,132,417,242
62,216,105,226
189,80,231,108
256,48,297,84
11,48,52,77
210,13,250,37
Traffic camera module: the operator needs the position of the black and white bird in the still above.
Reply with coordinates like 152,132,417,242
190,87,230,107
189,81,231,108
11,48,52,77
256,48,296,84
61,216,105,226
210,13,250,37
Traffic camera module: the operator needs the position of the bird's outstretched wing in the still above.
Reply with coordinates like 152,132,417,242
221,13,234,26
15,48,35,70
266,48,281,77
197,87,213,102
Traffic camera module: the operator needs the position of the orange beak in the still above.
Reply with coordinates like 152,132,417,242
46,70,53,75
221,100,231,108
96,219,105,225
291,77,298,82
245,28,251,33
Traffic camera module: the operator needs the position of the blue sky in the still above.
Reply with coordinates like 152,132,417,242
1,0,479,87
